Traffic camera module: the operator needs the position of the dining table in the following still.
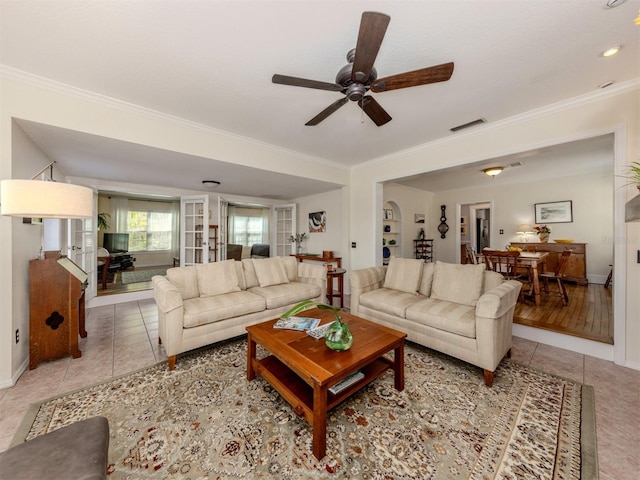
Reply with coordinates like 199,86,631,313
516,252,549,306
477,251,549,306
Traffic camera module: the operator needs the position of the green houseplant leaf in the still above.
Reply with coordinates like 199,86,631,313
281,300,342,321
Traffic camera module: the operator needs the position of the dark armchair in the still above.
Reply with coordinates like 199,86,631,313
250,244,270,258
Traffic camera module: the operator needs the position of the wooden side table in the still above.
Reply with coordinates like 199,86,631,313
326,268,346,308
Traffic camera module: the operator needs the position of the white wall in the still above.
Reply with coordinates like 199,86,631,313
294,188,347,259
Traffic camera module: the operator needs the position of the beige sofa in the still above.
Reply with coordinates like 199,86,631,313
153,256,326,370
350,258,522,386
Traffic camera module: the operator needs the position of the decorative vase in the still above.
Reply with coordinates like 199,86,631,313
324,317,353,351
296,244,303,254
538,232,549,243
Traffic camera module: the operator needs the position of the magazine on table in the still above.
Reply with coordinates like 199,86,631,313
273,317,321,331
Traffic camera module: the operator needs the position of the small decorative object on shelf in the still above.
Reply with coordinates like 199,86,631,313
289,232,307,254
438,205,449,239
418,227,425,240
532,225,551,243
281,300,353,351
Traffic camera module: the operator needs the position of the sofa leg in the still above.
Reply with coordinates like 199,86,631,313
483,369,494,387
158,337,162,345
168,355,176,371
506,348,512,359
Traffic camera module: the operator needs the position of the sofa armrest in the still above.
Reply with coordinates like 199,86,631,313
349,266,387,314
152,275,184,314
296,262,327,301
474,280,522,373
475,280,522,319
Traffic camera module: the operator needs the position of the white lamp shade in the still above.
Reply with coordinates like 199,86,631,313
516,224,532,233
1,179,93,219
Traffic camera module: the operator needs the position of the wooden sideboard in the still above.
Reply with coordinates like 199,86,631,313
509,242,587,285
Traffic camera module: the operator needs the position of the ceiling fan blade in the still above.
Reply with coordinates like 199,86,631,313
358,96,392,126
351,12,390,83
305,97,349,126
371,62,455,93
272,74,343,92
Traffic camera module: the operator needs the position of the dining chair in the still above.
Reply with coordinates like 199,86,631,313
464,244,478,264
483,250,521,280
540,249,572,306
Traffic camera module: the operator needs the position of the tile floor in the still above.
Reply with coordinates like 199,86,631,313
1,299,638,479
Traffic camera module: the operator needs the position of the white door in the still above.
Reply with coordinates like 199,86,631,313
217,196,228,261
180,195,209,266
273,204,296,256
67,217,97,300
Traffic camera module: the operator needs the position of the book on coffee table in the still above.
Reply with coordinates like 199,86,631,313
273,317,320,331
329,370,365,395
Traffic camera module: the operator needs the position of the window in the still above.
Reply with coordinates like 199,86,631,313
229,206,269,246
127,210,173,252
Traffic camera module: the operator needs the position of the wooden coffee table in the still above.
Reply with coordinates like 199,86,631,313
246,308,406,460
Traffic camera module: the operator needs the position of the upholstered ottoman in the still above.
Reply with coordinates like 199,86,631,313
0,416,109,480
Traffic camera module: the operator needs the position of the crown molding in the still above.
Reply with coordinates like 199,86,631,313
0,65,344,169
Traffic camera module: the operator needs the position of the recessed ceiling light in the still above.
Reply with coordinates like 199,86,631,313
599,81,615,89
601,45,622,57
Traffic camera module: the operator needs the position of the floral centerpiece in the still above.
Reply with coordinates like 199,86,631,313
532,225,551,243
289,232,307,253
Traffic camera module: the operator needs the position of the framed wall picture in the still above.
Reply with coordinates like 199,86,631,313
309,211,326,232
534,200,573,224
414,213,425,223
384,209,393,220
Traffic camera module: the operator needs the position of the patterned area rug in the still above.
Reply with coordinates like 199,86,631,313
120,267,168,285
14,339,596,479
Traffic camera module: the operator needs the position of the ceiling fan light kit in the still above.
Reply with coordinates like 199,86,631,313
272,12,454,126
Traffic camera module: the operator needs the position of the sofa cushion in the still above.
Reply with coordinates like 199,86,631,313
482,270,504,294
249,281,321,309
166,266,199,300
430,261,485,307
183,291,266,328
281,255,299,281
196,260,241,297
359,288,426,318
418,262,436,297
383,257,424,294
242,258,259,288
406,298,476,338
235,261,246,290
253,257,289,287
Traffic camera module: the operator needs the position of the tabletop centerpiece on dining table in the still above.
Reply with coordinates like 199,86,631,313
281,300,353,351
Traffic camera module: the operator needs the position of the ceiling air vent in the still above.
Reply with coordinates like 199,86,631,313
508,161,523,168
450,118,486,132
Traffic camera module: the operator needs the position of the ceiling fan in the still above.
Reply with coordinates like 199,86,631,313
272,11,454,127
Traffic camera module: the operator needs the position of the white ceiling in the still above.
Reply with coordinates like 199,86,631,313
1,0,637,197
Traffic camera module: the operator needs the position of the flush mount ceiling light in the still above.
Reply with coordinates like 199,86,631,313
482,167,504,177
601,44,622,57
605,0,627,7
599,80,615,88
1,161,93,218
202,180,221,186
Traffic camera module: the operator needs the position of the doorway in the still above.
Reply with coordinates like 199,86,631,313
460,202,491,262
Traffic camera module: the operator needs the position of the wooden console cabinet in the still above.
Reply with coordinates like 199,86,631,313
29,251,88,369
510,242,588,285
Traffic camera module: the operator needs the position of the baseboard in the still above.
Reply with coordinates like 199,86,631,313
0,356,29,389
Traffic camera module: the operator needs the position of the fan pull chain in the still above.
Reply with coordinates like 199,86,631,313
360,101,365,123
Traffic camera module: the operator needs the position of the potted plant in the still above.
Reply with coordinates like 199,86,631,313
97,212,110,230
626,161,640,190
532,224,551,243
281,300,353,351
289,232,307,254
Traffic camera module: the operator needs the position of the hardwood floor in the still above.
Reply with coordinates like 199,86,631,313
514,282,613,344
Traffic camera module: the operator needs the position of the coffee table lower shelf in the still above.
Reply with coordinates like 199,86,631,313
253,355,393,422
